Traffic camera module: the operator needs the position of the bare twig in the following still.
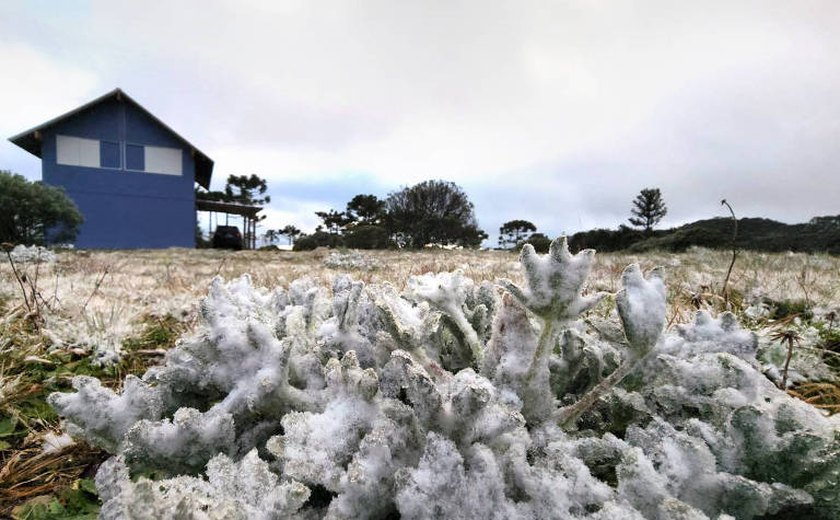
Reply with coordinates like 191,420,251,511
82,266,110,311
2,244,33,315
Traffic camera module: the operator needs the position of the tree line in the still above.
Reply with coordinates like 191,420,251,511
287,180,489,250
0,162,669,252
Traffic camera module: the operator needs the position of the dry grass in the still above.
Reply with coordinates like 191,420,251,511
789,382,840,413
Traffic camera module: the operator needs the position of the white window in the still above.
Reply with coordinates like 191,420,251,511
56,135,100,168
144,145,182,176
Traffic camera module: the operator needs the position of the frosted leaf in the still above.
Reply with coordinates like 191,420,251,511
373,284,442,369
409,270,484,365
624,419,813,518
41,432,74,453
96,450,310,520
48,375,162,452
275,353,380,490
325,401,425,519
123,408,236,475
395,433,520,520
379,350,443,426
482,294,553,423
318,276,384,368
662,311,757,360
439,369,526,447
500,236,607,322
616,264,666,356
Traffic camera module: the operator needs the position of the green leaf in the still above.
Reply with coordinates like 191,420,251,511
0,416,17,437
78,478,97,495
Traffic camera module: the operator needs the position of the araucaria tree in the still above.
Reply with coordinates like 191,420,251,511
0,170,83,245
385,180,486,248
346,194,385,226
628,187,667,232
498,220,537,249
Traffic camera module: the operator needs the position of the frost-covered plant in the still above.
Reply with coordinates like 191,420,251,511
323,250,381,271
49,237,840,519
9,244,56,264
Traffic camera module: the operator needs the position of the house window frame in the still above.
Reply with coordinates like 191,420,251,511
98,139,122,170
123,141,183,176
124,141,146,172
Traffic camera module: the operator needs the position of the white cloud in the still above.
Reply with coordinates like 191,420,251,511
0,42,100,178
4,0,840,235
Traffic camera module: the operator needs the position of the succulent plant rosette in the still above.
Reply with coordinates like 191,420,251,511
49,237,840,519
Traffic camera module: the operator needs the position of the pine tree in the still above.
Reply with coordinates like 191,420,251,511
628,188,667,232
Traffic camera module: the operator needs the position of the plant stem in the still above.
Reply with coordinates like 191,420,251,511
720,199,738,308
526,319,556,383
555,354,643,429
446,305,484,366
5,250,33,314
781,337,794,389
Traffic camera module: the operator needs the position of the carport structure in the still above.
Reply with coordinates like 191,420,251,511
197,199,263,250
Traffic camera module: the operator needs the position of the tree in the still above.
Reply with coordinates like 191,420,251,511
346,194,385,226
196,174,271,207
344,225,391,249
384,180,486,248
628,188,667,233
280,225,301,245
263,229,280,245
521,232,552,253
498,220,537,249
315,210,353,235
0,170,83,245
223,174,271,205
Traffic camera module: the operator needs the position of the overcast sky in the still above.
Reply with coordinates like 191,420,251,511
2,1,839,242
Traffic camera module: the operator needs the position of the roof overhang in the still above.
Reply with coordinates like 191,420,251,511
196,199,263,218
8,88,214,189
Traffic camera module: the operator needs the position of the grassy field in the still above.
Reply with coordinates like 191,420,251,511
1,246,838,517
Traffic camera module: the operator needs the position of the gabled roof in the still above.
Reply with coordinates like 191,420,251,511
8,88,214,189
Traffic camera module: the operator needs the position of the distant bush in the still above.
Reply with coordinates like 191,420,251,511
293,231,344,251
569,217,840,255
343,225,391,249
569,225,648,252
0,170,83,245
521,232,552,253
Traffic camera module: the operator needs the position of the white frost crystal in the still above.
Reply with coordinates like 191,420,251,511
49,237,840,519
9,244,56,263
96,450,310,520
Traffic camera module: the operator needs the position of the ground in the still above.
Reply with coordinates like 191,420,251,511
1,246,838,517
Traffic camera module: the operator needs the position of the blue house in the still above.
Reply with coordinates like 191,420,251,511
9,89,214,249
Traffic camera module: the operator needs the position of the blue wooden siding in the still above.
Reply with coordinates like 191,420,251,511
40,98,197,249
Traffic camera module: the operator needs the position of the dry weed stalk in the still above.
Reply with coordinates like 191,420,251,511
770,325,803,389
720,199,738,308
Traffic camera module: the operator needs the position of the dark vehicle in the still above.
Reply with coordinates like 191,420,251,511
212,225,243,250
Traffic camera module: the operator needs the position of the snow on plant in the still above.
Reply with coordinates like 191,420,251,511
8,244,56,264
49,237,840,519
323,250,381,271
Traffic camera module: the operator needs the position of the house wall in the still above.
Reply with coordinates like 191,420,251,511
40,98,197,248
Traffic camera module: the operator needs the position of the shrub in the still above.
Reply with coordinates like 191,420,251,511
520,232,552,253
49,238,840,519
293,231,344,251
384,180,486,248
0,170,83,245
343,225,391,249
